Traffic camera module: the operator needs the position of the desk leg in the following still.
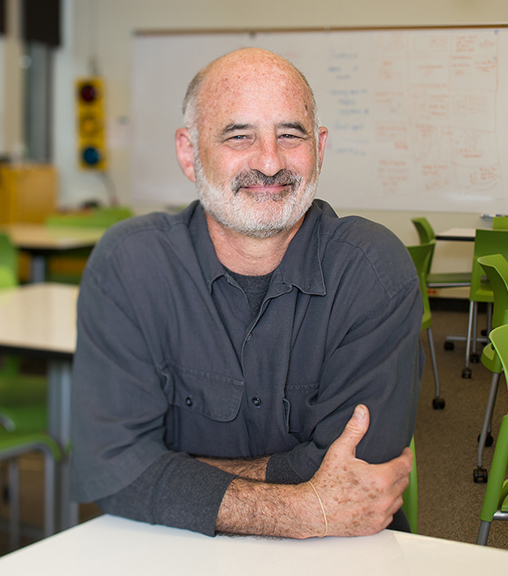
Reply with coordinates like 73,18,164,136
31,255,47,283
48,359,79,532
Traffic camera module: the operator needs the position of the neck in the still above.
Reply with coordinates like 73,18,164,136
205,213,303,276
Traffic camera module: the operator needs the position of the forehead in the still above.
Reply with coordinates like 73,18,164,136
196,56,314,133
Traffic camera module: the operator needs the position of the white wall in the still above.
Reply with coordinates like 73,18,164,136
4,0,508,273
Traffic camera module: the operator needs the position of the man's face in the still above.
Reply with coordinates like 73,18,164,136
177,54,328,238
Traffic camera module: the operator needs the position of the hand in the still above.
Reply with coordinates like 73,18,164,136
308,404,413,537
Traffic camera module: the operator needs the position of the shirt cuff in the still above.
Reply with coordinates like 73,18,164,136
97,452,235,537
266,452,305,485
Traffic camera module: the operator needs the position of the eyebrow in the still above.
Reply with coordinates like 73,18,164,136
219,123,254,137
218,121,310,137
278,122,310,135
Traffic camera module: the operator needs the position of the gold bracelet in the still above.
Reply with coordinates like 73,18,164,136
307,480,328,538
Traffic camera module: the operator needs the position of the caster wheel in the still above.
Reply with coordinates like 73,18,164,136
471,353,480,364
432,397,445,410
473,467,488,483
478,433,494,447
444,341,455,351
462,368,472,378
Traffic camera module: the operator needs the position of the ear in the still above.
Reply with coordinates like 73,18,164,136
175,128,196,182
317,127,328,172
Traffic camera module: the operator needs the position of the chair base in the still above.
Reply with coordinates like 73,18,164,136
473,467,488,483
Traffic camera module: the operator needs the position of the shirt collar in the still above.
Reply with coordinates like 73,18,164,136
187,200,327,296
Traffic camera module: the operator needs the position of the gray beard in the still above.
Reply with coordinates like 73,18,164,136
194,157,319,239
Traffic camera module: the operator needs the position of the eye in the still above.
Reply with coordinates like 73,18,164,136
223,133,254,150
278,133,304,148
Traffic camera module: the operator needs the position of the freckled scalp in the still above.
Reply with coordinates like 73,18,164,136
182,48,319,140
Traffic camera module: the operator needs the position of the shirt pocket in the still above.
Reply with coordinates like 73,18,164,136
284,381,320,437
161,361,243,422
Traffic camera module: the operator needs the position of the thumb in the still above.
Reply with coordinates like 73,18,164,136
335,404,370,458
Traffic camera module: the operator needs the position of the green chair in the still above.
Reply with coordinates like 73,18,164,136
45,205,133,228
476,323,508,545
401,437,417,534
0,238,48,432
407,241,445,409
0,429,60,550
473,254,508,482
45,206,133,284
492,217,508,230
411,218,471,289
462,230,508,379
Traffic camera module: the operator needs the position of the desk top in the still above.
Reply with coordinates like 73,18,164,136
0,283,78,357
0,223,105,250
0,515,507,575
435,227,477,241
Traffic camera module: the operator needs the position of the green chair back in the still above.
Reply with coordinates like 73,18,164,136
406,241,435,331
0,234,18,285
493,217,508,230
477,255,508,375
470,229,508,304
402,436,418,534
46,206,133,228
478,324,508,533
411,218,436,244
477,255,508,329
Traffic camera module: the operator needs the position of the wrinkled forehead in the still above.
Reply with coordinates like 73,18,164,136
196,54,315,129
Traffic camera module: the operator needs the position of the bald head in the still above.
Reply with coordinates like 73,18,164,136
182,48,319,141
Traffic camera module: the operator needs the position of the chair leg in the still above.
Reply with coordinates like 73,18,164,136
427,327,444,409
475,372,500,482
8,459,20,551
42,450,56,538
477,520,492,545
463,301,476,378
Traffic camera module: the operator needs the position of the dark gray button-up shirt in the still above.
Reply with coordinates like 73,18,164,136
71,199,423,535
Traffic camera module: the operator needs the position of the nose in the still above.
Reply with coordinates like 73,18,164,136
248,135,287,176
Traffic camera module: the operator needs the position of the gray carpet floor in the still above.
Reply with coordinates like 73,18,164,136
416,304,508,549
0,304,507,555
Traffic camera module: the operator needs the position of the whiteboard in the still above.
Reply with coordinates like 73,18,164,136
131,28,508,213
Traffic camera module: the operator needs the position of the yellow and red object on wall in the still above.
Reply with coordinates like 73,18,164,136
75,77,107,171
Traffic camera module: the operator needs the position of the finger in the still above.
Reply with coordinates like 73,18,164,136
332,404,370,458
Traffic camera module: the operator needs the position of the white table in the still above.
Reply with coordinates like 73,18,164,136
0,514,507,575
0,223,105,282
435,228,478,241
0,283,79,531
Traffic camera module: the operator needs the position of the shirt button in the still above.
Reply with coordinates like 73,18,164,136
246,334,253,342
252,396,262,407
185,397,193,406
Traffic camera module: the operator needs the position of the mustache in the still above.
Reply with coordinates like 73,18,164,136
232,169,303,194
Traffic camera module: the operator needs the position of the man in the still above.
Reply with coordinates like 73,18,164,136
71,48,422,539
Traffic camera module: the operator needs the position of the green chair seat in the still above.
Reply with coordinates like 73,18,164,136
0,403,47,433
426,271,472,286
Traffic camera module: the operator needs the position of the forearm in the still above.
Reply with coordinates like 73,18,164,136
195,455,269,481
216,478,320,539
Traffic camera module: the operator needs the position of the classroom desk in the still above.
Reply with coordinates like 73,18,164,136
0,223,105,282
1,514,508,575
435,228,478,241
0,283,79,531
